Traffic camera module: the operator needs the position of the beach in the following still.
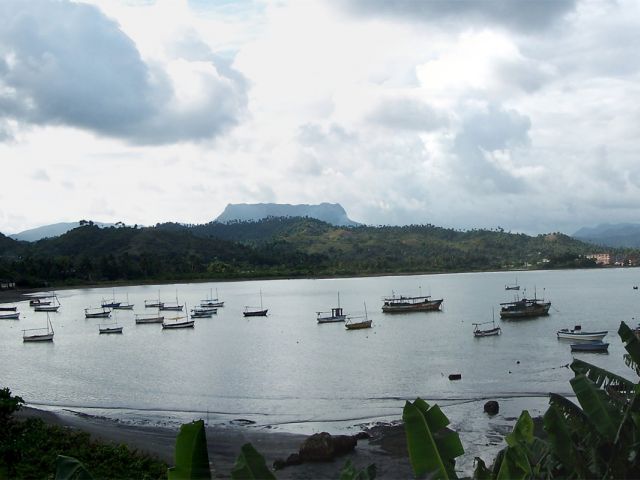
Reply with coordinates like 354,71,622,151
17,406,414,479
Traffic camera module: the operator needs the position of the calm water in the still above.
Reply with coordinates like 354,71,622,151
1,269,637,433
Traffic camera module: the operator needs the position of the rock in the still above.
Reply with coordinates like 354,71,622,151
298,432,357,462
273,459,286,470
484,400,499,415
286,453,302,466
354,431,370,440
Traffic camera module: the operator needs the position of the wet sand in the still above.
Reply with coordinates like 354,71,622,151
16,406,413,479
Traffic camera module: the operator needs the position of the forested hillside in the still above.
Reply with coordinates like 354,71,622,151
0,218,617,288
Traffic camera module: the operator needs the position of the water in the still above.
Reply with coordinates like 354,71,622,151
1,268,637,434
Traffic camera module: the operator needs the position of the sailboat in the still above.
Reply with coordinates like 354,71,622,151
160,291,183,311
99,322,123,334
23,313,54,342
162,304,195,329
85,306,112,318
34,293,60,312
113,293,134,310
201,288,224,308
473,310,502,337
101,289,121,308
345,303,372,330
0,311,19,320
135,312,165,324
145,291,163,308
243,290,268,317
317,292,347,324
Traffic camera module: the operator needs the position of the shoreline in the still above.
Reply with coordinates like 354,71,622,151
16,405,413,479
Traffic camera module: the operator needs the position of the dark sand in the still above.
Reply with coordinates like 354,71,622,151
16,407,413,479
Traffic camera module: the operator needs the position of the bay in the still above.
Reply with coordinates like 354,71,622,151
1,268,636,434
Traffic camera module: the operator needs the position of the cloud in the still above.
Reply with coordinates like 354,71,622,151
367,98,448,132
31,169,49,182
451,105,531,193
0,0,247,145
340,0,577,32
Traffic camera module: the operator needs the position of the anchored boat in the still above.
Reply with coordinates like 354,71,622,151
381,294,443,313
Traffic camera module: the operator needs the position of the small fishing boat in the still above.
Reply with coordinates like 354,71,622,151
345,303,372,330
85,307,111,318
473,318,501,337
98,323,123,334
144,299,163,308
135,313,164,324
162,315,195,329
101,291,121,308
0,305,17,311
557,327,607,342
571,341,609,352
113,293,134,310
192,306,217,314
244,290,268,317
34,294,61,312
499,292,550,319
0,311,20,320
381,293,443,313
505,277,520,291
190,310,213,318
23,313,54,342
317,292,347,324
160,292,183,311
29,294,54,307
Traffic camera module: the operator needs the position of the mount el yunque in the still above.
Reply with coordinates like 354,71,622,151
0,203,630,288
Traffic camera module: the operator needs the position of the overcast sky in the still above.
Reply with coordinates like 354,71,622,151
2,0,639,235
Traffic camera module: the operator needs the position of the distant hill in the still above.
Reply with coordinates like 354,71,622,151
10,221,116,242
215,203,360,227
573,223,640,248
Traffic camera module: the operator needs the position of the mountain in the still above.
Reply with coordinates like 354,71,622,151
573,223,640,248
215,203,360,226
10,221,115,242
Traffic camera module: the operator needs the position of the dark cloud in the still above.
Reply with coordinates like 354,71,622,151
452,105,531,193
0,0,247,144
367,98,447,131
340,0,576,32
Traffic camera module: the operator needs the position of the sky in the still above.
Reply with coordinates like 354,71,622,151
1,0,639,235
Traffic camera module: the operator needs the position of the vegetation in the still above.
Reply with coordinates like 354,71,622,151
0,388,166,479
0,217,621,288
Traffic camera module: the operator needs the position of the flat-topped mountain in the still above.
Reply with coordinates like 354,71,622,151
10,221,115,242
215,202,360,226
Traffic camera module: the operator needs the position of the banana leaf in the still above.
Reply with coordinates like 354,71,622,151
619,322,640,367
543,404,583,476
402,399,462,479
571,359,635,393
339,459,377,480
168,420,211,480
570,374,619,441
55,456,94,480
505,410,533,447
495,445,531,480
230,443,276,480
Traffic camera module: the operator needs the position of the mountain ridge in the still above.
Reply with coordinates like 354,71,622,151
215,202,360,226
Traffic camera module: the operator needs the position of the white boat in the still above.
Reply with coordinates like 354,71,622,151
557,328,608,341
135,313,164,324
23,313,54,342
0,305,17,311
473,322,501,337
85,307,111,318
101,290,121,308
145,299,164,308
29,294,54,307
190,306,216,318
99,324,123,334
34,293,60,312
113,293,134,310
345,303,372,330
162,315,195,329
160,292,183,311
0,311,19,320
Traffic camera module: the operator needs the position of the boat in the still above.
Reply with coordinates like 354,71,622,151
28,294,54,307
162,313,195,329
570,341,609,352
0,312,20,320
85,307,111,318
381,294,443,313
0,305,17,311
98,323,123,334
145,299,164,308
201,288,224,308
190,309,214,318
34,294,60,312
113,294,134,310
192,306,217,314
160,292,183,311
473,318,501,337
23,313,54,342
135,313,164,324
505,277,520,291
499,294,551,319
557,327,607,341
101,298,121,308
243,290,268,317
345,303,372,330
317,293,347,324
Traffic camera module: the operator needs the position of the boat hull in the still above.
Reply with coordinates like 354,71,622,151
162,320,195,329
474,327,501,337
557,330,607,341
0,312,19,320
34,306,59,312
23,333,54,342
0,306,17,311
85,313,111,318
243,309,268,317
382,299,443,313
99,327,123,334
345,320,372,330
160,305,183,311
500,303,550,319
317,315,347,324
571,341,609,352
135,316,164,324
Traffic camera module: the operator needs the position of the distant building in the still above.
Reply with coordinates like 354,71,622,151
586,253,611,265
0,279,15,289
